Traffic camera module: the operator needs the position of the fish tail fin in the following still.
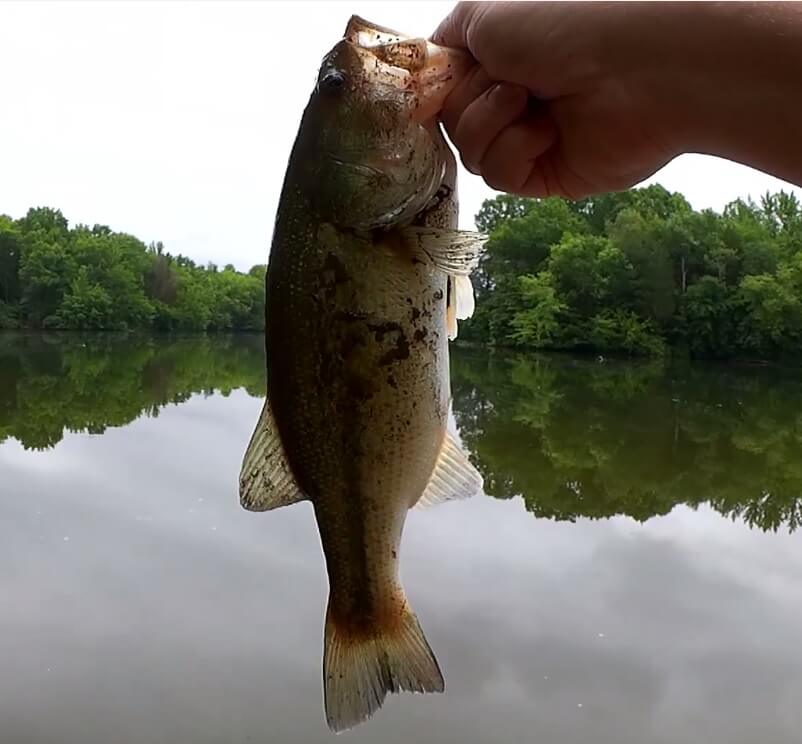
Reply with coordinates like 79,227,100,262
323,596,444,733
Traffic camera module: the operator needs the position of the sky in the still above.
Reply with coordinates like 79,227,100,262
1,0,800,272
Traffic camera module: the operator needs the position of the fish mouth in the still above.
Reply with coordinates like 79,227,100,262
343,14,472,122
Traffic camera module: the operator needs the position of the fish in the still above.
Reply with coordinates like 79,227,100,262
239,15,485,733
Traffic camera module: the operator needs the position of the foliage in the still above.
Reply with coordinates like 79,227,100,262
509,272,564,347
0,207,265,332
0,301,18,329
465,185,802,359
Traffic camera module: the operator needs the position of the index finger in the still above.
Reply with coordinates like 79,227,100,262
430,1,481,49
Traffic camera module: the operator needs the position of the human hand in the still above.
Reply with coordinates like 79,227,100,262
432,1,802,198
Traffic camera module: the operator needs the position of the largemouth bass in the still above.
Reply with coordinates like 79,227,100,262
239,15,484,732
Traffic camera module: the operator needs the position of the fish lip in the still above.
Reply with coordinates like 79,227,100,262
322,36,469,124
344,14,408,46
337,18,473,123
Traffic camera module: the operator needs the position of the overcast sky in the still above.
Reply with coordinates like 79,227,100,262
2,0,800,272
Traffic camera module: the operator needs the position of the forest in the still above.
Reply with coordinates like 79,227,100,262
0,207,265,332
465,185,802,359
3,185,802,360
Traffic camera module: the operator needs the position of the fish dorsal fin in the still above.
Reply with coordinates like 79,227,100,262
401,226,485,276
239,399,306,511
415,430,483,509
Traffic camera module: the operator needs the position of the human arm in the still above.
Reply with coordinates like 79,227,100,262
432,1,802,198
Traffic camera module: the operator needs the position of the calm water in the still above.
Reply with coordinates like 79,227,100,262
3,333,802,743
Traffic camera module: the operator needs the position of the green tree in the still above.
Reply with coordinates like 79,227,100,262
55,267,115,329
737,255,802,355
547,234,607,316
0,216,22,306
463,185,802,361
475,194,534,234
510,272,564,347
18,234,77,325
681,276,737,357
0,206,265,333
608,208,676,324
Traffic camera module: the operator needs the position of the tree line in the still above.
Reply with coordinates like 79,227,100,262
465,185,802,359
4,186,802,357
0,207,265,331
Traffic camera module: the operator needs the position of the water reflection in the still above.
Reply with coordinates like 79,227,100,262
0,333,265,450
451,348,802,533
3,333,801,532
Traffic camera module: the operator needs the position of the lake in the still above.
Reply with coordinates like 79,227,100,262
2,332,802,743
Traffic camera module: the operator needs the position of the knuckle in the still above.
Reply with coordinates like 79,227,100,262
482,164,518,193
453,113,485,159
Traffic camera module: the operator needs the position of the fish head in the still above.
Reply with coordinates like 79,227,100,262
295,16,471,230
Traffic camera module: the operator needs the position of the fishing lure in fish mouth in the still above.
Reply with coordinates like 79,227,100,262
239,14,485,733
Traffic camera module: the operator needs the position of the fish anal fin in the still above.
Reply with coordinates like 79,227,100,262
415,430,483,509
323,596,444,733
401,226,485,277
239,399,306,512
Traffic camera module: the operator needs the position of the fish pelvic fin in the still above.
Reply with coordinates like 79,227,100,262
415,430,484,509
323,598,444,733
238,399,306,512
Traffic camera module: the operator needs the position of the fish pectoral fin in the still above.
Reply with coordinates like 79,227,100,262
446,276,458,340
239,399,306,512
446,274,476,340
415,430,484,509
403,226,482,340
401,226,486,276
454,273,476,319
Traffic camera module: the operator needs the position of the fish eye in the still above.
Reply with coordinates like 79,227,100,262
319,70,347,94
